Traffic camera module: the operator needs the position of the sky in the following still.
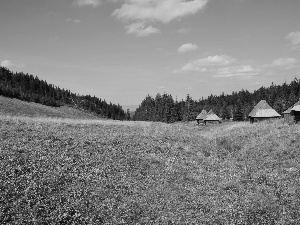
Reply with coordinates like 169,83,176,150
1,0,300,107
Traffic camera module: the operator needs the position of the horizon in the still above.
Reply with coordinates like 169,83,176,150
1,0,300,106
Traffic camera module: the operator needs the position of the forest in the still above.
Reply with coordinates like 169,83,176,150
0,67,126,120
133,78,300,123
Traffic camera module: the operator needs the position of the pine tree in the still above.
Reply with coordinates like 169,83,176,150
126,109,131,121
233,100,244,121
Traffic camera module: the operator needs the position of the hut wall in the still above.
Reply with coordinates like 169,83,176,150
252,117,280,123
294,112,300,123
284,113,294,124
196,119,204,125
204,120,221,125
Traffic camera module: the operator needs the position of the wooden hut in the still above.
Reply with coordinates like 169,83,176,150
291,105,300,123
203,110,221,125
248,100,281,123
283,99,300,124
196,109,207,125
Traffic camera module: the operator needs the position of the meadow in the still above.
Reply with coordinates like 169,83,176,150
1,112,300,224
0,96,101,120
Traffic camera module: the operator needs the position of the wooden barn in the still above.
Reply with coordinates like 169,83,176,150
283,99,300,124
196,109,207,125
248,100,281,123
203,110,221,125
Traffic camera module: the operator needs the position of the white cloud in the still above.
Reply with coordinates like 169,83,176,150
271,58,298,69
125,22,160,37
73,0,102,7
158,85,166,89
180,63,207,73
176,27,192,34
177,43,198,54
176,55,237,73
214,65,261,78
178,55,236,72
112,0,208,23
0,60,13,68
286,31,300,46
195,55,236,66
66,18,82,24
175,54,262,79
73,19,82,24
112,0,208,36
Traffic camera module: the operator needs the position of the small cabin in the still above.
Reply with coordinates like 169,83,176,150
203,110,221,125
283,99,300,124
196,109,207,125
291,106,300,123
248,100,281,123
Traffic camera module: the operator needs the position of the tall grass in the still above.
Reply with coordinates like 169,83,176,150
1,116,300,224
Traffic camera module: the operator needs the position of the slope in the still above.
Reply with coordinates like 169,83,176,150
0,96,102,120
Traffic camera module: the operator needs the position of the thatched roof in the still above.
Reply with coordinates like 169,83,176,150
291,105,300,112
253,109,281,117
196,110,207,120
204,113,221,121
248,100,281,118
207,109,214,114
283,100,300,114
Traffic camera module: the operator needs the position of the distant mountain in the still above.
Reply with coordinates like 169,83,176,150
122,105,138,119
122,105,139,112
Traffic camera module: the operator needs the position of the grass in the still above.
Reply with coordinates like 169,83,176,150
0,96,102,120
1,113,300,224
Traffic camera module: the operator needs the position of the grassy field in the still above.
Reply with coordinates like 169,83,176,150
1,113,300,224
0,96,102,120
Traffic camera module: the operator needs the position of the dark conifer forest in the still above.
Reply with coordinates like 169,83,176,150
133,78,300,123
0,67,125,120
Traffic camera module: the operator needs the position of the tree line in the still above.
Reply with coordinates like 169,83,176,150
0,67,126,120
133,78,300,123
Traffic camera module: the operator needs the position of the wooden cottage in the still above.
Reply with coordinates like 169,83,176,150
248,100,281,123
196,109,207,125
283,99,300,124
203,110,221,125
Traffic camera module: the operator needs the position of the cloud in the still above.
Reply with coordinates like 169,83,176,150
214,65,261,78
158,85,166,89
66,18,82,24
125,22,160,37
271,58,298,69
177,43,198,54
73,19,82,24
175,54,262,79
179,63,207,73
176,55,236,73
176,27,192,34
113,0,208,23
194,55,236,66
73,0,102,7
112,0,208,36
286,31,300,46
0,60,13,68
178,55,236,72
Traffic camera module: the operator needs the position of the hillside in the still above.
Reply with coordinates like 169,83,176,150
0,96,102,120
0,67,126,120
1,116,300,224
